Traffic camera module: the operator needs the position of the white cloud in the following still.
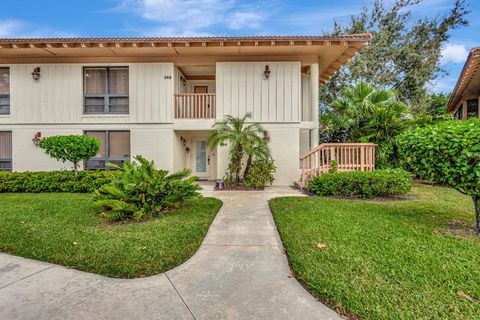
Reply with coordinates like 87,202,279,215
117,0,269,36
0,20,23,37
440,44,469,65
0,19,77,38
228,11,264,30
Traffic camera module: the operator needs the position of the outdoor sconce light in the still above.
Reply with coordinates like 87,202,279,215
180,136,187,147
264,65,271,80
180,76,187,86
32,132,42,146
263,130,270,143
31,67,41,81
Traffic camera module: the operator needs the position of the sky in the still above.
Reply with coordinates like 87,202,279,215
0,0,478,93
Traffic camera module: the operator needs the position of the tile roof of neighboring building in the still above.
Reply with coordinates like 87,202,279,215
446,47,480,112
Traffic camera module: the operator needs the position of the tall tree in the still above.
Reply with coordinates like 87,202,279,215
425,92,451,116
321,0,469,111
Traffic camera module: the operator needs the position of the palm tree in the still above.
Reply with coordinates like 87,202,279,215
329,82,408,142
322,82,409,167
243,134,271,180
208,113,267,182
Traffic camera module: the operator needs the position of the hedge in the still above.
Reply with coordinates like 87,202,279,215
308,169,412,198
0,170,118,193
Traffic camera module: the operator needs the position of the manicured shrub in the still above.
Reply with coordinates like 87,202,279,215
0,170,117,193
94,156,202,221
397,119,480,233
244,159,276,188
39,135,100,172
308,169,412,198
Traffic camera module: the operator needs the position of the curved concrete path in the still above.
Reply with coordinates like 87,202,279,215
0,186,340,320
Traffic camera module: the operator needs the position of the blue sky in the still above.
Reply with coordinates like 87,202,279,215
0,0,478,93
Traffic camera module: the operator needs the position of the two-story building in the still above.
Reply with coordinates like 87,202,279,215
446,47,480,119
0,35,371,185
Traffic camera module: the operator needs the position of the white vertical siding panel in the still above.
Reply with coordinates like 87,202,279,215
137,64,147,122
252,64,261,120
216,61,300,123
165,64,173,122
231,64,239,117
238,64,247,117
246,64,254,118
146,64,154,122
276,63,285,122
6,62,173,124
284,64,292,122
224,64,232,117
293,62,301,122
216,63,224,120
260,64,269,121
268,64,277,121
301,74,311,121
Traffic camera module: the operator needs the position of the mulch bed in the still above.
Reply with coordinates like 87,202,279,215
214,184,265,191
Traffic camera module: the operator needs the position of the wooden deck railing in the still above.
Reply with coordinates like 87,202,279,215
174,93,216,119
299,143,376,187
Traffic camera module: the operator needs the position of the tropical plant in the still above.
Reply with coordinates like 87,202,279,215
321,82,409,167
39,135,99,172
321,0,469,111
94,156,201,221
209,113,272,184
397,119,480,233
244,159,276,188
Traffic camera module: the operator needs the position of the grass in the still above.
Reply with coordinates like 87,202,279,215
270,183,480,320
0,193,222,278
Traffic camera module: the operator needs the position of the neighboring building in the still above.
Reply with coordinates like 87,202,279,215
446,47,480,119
0,35,371,185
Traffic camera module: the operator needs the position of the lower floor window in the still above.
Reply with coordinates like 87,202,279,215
0,131,12,171
84,130,130,170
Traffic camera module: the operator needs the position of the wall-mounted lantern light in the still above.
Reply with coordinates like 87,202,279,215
264,65,271,80
263,130,270,143
32,132,42,146
180,76,187,86
31,67,41,81
180,136,187,147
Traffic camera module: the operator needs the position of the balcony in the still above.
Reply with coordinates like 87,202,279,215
174,93,216,119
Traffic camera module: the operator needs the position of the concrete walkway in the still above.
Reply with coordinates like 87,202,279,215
0,187,340,320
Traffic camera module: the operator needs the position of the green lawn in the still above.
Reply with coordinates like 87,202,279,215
0,193,222,278
270,183,480,320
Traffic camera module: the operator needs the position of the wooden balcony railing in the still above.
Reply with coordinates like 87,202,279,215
174,93,216,119
299,143,376,187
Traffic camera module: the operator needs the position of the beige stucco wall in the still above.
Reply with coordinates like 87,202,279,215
130,129,174,171
12,128,83,171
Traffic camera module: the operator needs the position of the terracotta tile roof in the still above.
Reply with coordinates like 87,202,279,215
0,34,372,44
446,47,480,112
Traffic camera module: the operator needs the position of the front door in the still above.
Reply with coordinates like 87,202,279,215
193,139,209,178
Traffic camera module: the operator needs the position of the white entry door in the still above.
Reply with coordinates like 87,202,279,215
193,139,209,178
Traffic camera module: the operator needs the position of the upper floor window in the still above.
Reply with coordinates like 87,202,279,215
0,131,12,171
84,130,130,170
83,67,129,114
467,99,479,119
0,67,10,115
